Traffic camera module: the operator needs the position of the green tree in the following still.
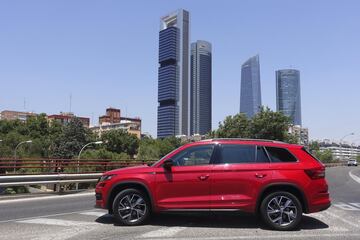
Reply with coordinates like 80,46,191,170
250,107,292,141
137,136,182,161
309,141,320,153
137,137,160,161
314,149,334,163
52,118,89,159
210,113,250,138
210,106,292,142
101,129,139,156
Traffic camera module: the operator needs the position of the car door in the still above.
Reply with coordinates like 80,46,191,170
210,144,271,212
155,144,215,210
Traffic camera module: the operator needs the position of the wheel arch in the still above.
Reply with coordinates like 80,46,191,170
107,181,154,214
256,183,309,214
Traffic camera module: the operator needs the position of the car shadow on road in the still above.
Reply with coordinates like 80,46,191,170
95,212,329,231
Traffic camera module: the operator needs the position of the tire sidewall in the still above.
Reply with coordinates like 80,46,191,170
260,191,302,231
112,188,150,226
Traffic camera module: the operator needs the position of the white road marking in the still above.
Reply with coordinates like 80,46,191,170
17,218,98,227
349,170,360,184
0,192,94,204
139,234,360,240
333,202,360,211
323,210,360,228
79,211,107,217
307,212,348,232
141,227,187,238
0,209,96,223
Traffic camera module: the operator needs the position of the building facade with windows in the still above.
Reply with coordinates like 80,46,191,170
288,125,309,146
157,9,190,138
318,140,360,160
276,69,302,125
47,112,90,128
0,110,37,122
90,107,142,139
240,55,262,118
190,40,212,135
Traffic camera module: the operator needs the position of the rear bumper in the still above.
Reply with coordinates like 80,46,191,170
308,192,331,213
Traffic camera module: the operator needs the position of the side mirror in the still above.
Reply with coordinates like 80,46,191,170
163,159,173,171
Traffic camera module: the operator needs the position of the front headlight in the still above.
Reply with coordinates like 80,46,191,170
99,174,116,182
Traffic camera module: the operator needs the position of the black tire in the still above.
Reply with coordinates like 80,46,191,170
112,188,151,226
260,191,302,231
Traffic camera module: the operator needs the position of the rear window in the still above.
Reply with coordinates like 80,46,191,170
265,147,297,163
301,147,321,163
220,145,255,164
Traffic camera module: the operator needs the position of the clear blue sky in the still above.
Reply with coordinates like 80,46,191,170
1,0,359,142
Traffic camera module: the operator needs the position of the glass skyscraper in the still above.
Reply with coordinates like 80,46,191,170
276,69,302,125
190,40,212,135
240,55,262,118
157,9,189,138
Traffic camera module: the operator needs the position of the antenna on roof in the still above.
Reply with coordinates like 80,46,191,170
69,93,72,113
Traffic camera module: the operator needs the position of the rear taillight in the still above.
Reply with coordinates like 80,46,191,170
305,167,325,179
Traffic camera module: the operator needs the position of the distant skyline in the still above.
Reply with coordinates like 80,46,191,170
240,55,261,118
190,40,212,135
1,1,360,141
276,69,302,126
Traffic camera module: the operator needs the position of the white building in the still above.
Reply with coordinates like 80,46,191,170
319,141,360,160
288,125,309,146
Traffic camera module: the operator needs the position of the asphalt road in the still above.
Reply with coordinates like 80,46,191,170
0,166,360,240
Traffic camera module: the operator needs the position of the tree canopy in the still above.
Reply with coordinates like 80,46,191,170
209,106,295,143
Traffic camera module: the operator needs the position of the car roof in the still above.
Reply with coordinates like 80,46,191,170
188,138,303,149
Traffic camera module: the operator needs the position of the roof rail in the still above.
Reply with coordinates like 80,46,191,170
204,138,286,144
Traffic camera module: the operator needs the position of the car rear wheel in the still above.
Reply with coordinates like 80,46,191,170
113,188,150,226
260,191,302,231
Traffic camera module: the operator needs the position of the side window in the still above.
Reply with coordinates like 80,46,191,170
265,147,297,163
256,146,270,163
220,145,256,164
172,145,214,166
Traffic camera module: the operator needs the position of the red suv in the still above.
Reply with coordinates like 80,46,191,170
95,139,330,230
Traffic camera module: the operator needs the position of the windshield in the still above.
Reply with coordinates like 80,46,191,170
151,147,180,167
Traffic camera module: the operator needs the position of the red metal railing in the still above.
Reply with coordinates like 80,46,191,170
0,158,156,175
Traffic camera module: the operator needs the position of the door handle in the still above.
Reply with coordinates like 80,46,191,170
255,173,267,178
198,175,209,181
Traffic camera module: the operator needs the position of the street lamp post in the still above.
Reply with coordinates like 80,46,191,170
13,140,32,173
339,133,355,161
77,141,103,172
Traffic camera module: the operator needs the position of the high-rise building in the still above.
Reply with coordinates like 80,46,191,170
190,40,212,135
157,9,190,138
276,69,302,125
240,55,262,118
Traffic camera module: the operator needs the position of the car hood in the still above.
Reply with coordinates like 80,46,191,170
103,165,151,175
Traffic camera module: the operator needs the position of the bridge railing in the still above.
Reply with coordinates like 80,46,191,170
0,158,155,175
0,158,156,191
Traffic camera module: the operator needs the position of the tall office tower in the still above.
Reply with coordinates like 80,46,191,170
240,55,262,118
190,40,212,135
157,9,190,138
276,69,302,125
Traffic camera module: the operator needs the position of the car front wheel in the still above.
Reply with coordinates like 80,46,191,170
112,188,150,226
260,191,302,231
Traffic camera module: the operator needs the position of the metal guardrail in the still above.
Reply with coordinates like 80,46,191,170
0,173,102,187
0,158,155,191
